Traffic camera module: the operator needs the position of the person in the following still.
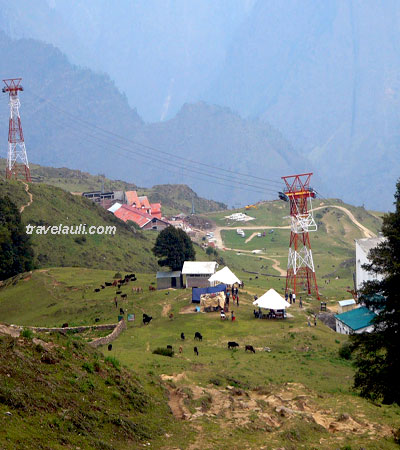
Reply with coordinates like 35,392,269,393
254,294,258,301
299,297,303,308
253,309,258,319
236,295,239,307
258,307,262,319
285,292,289,302
231,310,235,321
235,286,239,296
314,314,317,326
292,293,296,304
231,285,235,296
289,292,293,304
307,316,311,327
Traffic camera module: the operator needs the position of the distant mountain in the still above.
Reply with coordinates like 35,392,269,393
207,0,400,210
0,33,304,207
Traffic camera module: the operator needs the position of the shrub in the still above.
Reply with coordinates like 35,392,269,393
105,356,121,370
114,272,122,279
152,347,174,357
339,342,352,360
21,328,34,339
82,362,94,373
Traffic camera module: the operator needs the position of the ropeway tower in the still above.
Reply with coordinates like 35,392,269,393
281,172,320,300
3,78,31,182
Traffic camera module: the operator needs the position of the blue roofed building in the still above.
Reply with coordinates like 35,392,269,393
335,306,377,335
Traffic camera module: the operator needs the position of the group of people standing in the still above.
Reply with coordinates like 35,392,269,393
285,291,303,308
220,284,240,321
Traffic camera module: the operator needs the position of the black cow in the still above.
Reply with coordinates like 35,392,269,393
228,341,239,349
116,290,122,295
194,332,202,341
180,332,185,340
94,288,100,292
61,323,69,328
108,344,112,351
194,346,199,356
245,345,255,353
105,282,112,287
121,293,127,299
167,345,173,350
101,285,105,289
143,314,152,325
119,307,125,315
95,318,100,323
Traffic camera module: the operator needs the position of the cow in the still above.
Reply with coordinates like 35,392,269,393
100,285,105,289
143,314,152,325
61,323,69,328
116,291,122,295
112,280,118,287
167,345,173,350
180,332,185,340
179,346,183,354
94,288,100,293
228,341,239,349
194,346,199,356
95,318,100,323
119,307,125,315
121,293,127,299
105,282,112,287
245,345,256,353
194,332,203,341
108,344,112,351
168,313,174,320
149,285,156,291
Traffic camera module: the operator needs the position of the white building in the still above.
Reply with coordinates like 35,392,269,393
337,299,356,314
182,261,218,288
355,237,385,291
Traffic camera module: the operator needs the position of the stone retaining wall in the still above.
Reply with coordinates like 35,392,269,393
30,324,117,333
89,319,127,348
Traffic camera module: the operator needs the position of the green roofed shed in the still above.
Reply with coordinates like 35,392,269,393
334,306,377,335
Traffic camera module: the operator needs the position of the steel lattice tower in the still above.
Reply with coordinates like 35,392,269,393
3,78,31,182
282,173,320,300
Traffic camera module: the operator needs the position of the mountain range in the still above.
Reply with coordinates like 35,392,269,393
0,1,399,210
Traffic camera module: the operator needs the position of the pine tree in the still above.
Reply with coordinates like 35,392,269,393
350,179,400,404
0,196,34,280
152,226,195,271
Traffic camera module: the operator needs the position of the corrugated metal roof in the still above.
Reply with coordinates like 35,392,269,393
338,299,356,307
125,191,141,207
114,205,151,227
182,261,218,275
108,202,122,213
156,271,182,279
335,306,376,331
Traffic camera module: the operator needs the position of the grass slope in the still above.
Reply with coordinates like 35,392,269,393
0,332,189,450
0,268,399,448
0,179,158,272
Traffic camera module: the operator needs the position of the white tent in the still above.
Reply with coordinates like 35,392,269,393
208,266,241,286
253,289,291,310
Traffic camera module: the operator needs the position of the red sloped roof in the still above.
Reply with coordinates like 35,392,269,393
138,196,151,209
114,205,151,227
125,190,141,208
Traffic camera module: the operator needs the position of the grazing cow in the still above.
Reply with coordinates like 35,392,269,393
112,280,118,287
105,282,112,287
143,314,153,325
94,288,100,293
245,345,256,353
194,346,199,356
167,345,173,350
95,318,100,323
116,290,122,295
121,293,127,299
228,341,239,349
180,332,185,340
119,307,125,315
108,344,112,351
149,285,156,291
117,285,121,289
120,279,126,285
100,285,105,289
194,332,203,341
61,323,69,328
168,313,174,320
179,346,183,354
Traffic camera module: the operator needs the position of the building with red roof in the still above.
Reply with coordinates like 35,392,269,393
113,204,168,230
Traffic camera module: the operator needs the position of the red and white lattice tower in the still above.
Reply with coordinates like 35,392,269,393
3,78,31,182
282,172,320,300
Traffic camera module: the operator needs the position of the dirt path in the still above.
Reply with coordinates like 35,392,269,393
19,182,33,213
213,225,290,249
311,205,375,238
162,303,172,317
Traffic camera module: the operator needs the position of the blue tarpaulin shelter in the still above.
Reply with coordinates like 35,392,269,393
192,284,226,303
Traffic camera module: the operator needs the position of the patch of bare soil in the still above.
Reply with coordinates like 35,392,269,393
0,324,21,338
179,304,198,315
162,303,172,317
161,380,393,440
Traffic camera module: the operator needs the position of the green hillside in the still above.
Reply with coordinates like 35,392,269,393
0,159,227,214
0,332,188,450
0,179,158,272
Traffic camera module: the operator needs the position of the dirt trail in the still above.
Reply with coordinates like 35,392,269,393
213,225,289,249
162,303,172,317
225,248,286,276
19,182,33,213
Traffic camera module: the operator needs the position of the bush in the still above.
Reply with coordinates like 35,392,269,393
105,356,120,370
82,362,94,373
21,328,34,339
339,342,352,360
152,347,174,357
113,272,122,279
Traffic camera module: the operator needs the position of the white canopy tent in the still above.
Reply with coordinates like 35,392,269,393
208,266,241,286
253,289,291,310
